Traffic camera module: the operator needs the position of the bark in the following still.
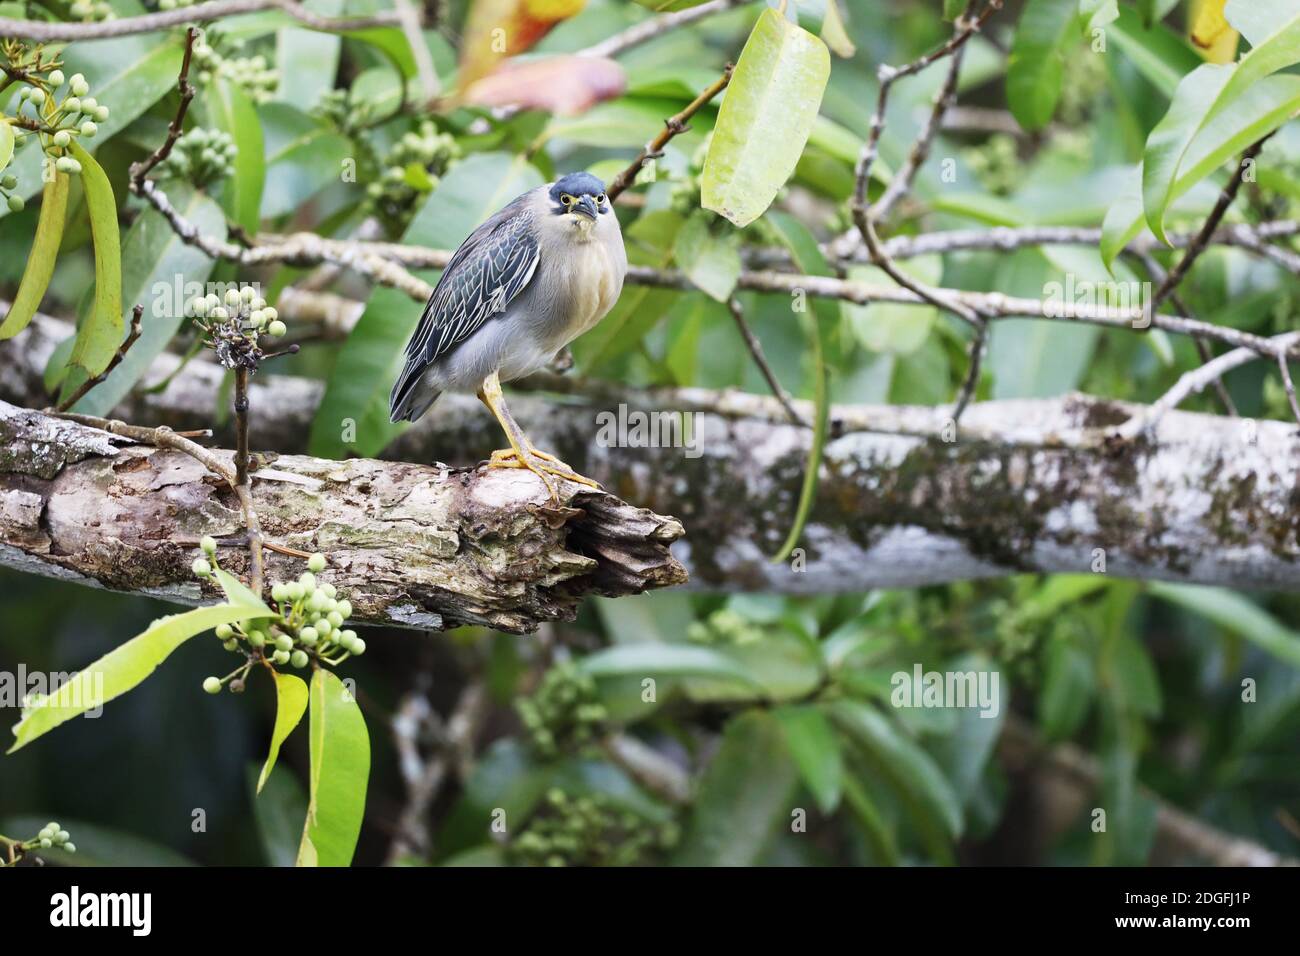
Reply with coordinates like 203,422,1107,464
4,314,1300,593
0,401,685,633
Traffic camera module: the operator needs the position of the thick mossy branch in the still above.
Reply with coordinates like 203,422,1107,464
0,402,686,633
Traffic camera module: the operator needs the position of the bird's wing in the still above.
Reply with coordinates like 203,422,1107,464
390,197,540,417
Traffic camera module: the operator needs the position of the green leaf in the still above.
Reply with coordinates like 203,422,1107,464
72,184,224,415
578,643,761,688
8,602,278,753
1104,75,1300,267
674,212,741,302
1149,582,1300,668
59,143,122,401
840,773,899,864
258,672,309,794
247,762,308,867
821,0,856,57
773,705,842,814
829,700,964,846
1143,5,1300,244
1006,0,1078,131
766,212,834,563
212,566,274,613
1038,636,1095,740
943,0,968,18
0,173,69,340
1138,0,1181,26
296,669,370,866
309,152,542,459
671,712,798,866
201,78,265,235
1110,5,1202,97
702,7,830,227
275,0,344,105
845,256,940,355
0,119,12,173
259,103,352,219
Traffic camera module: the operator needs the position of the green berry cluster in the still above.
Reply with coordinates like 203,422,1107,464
189,285,286,366
364,121,460,230
686,607,764,646
1,174,21,214
313,88,378,138
508,789,679,867
195,542,365,694
161,127,237,188
2,821,77,865
69,0,114,22
515,662,608,759
192,38,278,104
9,70,108,184
962,133,1021,197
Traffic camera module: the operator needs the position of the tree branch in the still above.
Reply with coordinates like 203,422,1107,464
579,0,750,61
0,400,687,633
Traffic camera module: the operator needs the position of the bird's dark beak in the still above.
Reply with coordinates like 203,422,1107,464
575,195,599,220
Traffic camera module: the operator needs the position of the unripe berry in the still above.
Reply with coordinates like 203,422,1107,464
267,320,287,337
192,558,211,577
287,582,305,601
290,650,309,668
192,295,209,317
201,535,217,555
210,306,228,320
38,827,54,841
336,600,353,619
63,843,76,854
350,638,366,656
7,195,23,213
250,297,266,311
202,676,222,694
299,571,316,590
308,552,326,573
205,292,220,309
271,582,288,603
40,838,52,849
2,174,17,189
321,583,337,599
55,156,78,174
80,97,97,112
70,75,88,96
56,830,70,844
222,639,239,652
241,285,255,303
28,88,45,105
80,121,97,137
63,96,80,113
274,634,293,653
314,618,332,638
95,105,109,121
224,288,241,306
249,309,265,327
327,611,344,628
307,591,327,613
272,649,291,665
49,70,65,87
215,623,233,639
263,306,278,321
247,630,266,648
53,130,71,147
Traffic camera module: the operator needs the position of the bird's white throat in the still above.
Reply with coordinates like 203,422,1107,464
566,212,598,240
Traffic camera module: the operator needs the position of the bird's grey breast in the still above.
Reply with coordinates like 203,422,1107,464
528,188,628,351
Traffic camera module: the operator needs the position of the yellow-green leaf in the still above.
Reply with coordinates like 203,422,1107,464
0,119,13,173
821,0,856,57
213,567,274,614
702,7,830,227
8,603,279,754
60,143,122,400
297,669,370,866
258,672,309,794
0,173,69,340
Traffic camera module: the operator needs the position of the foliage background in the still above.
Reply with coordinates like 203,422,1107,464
2,0,1300,866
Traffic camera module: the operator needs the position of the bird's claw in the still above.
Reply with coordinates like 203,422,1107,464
486,447,602,501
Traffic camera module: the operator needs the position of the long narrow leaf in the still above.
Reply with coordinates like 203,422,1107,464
297,669,370,866
0,173,69,340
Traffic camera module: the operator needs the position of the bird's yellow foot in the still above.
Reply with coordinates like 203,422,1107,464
486,447,601,500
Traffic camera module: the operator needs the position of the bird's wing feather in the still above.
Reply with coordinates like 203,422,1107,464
390,196,540,416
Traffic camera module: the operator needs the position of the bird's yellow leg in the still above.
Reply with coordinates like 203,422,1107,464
477,371,601,498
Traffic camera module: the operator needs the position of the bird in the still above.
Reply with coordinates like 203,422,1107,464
389,171,627,500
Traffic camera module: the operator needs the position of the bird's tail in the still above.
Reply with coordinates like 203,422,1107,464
389,364,441,423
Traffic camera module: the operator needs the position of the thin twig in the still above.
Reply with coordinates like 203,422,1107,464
54,305,144,413
580,0,749,60
1278,353,1300,425
950,318,987,422
605,66,733,203
393,0,440,106
1151,138,1269,311
726,297,803,425
232,368,264,596
128,27,199,192
0,0,400,42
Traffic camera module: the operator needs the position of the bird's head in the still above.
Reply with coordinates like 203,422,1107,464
549,172,609,236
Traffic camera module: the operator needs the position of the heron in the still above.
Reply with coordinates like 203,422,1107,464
390,172,627,500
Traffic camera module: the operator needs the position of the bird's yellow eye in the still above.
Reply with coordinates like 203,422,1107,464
561,194,575,206
596,193,606,205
